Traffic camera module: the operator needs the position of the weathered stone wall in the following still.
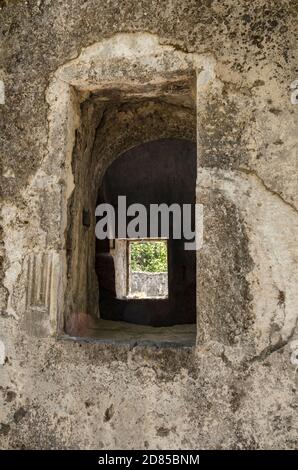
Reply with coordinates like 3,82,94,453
0,0,298,450
130,272,168,298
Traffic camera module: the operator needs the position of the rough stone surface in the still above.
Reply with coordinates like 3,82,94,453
0,0,298,450
130,272,168,298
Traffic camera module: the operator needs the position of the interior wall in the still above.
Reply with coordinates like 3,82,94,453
96,138,196,327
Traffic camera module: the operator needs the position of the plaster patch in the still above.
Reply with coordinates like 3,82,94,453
0,80,4,104
0,340,5,365
3,167,15,178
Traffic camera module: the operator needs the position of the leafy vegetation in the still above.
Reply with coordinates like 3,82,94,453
130,240,167,272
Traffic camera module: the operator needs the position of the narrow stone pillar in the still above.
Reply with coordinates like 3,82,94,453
23,251,63,337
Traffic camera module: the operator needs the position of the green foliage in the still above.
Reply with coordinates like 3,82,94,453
130,241,167,272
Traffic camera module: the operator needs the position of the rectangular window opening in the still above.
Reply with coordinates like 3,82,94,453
127,239,169,299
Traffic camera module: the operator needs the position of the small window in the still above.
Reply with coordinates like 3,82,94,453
128,239,168,299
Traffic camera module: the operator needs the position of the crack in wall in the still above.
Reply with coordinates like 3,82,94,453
238,167,298,214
